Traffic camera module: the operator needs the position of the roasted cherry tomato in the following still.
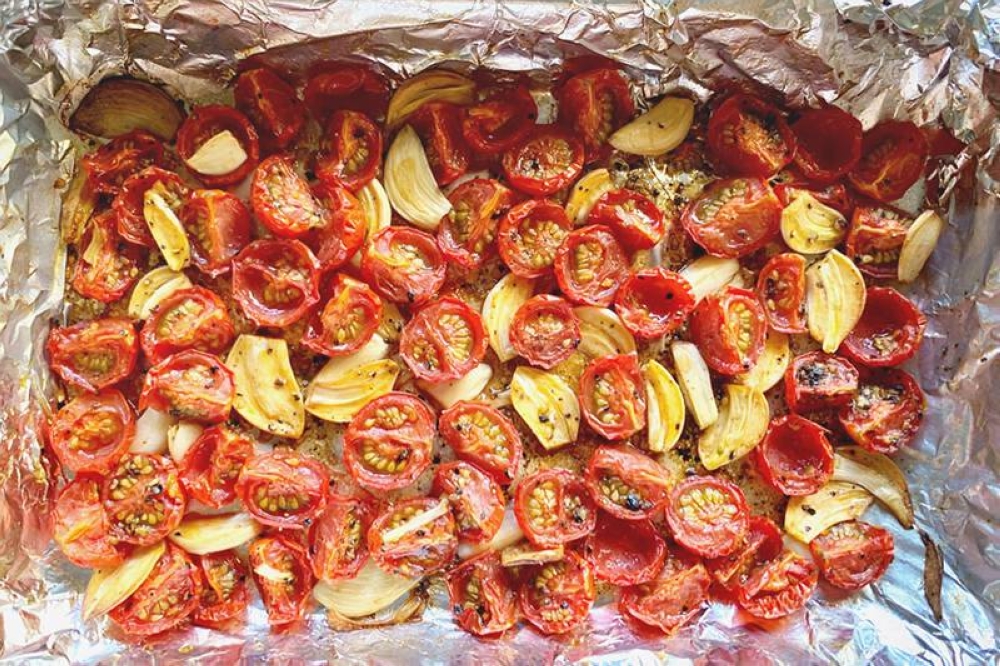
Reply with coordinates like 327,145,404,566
438,178,516,270
614,267,695,340
113,166,189,247
305,184,367,272
705,515,783,590
343,392,436,491
302,274,382,356
303,62,390,121
53,474,124,569
360,226,446,305
497,199,573,279
587,189,666,251
249,535,314,627
839,368,924,454
192,550,251,628
756,253,808,334
619,547,712,635
841,287,926,368
785,351,859,414
400,297,487,382
790,106,863,183
232,239,321,328
71,211,142,303
103,453,186,546
809,520,894,591
665,475,750,559
580,357,647,441
309,495,375,582
315,110,382,192
554,224,628,307
510,295,580,370
752,415,834,496
141,286,235,365
446,551,518,637
234,68,306,152
585,445,672,521
584,514,666,586
557,67,635,163
251,155,328,238
51,389,134,474
433,461,506,544
845,203,913,279
519,551,596,635
502,126,584,196
438,401,523,486
181,189,252,277
707,94,794,177
368,497,458,577
237,449,329,529
737,549,818,620
109,543,202,636
681,177,782,258
849,120,929,203
689,286,767,376
47,318,138,393
462,84,537,155
176,105,260,187
514,468,596,548
82,129,165,195
410,101,470,186
178,424,254,509
139,350,234,423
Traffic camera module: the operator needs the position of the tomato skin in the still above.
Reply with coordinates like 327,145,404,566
849,120,929,203
176,105,260,187
304,63,390,121
315,110,382,192
438,401,523,486
839,368,924,454
249,535,315,627
790,106,863,183
756,253,808,334
785,351,859,414
399,297,487,382
554,224,628,307
368,497,459,577
302,274,382,357
681,177,782,258
580,357,647,441
810,520,894,591
619,548,712,635
665,475,750,559
309,495,375,582
141,286,235,365
113,167,189,248
707,94,794,177
840,287,926,368
236,449,329,529
584,513,666,586
109,542,203,636
360,226,446,305
410,102,470,186
192,550,251,628
51,389,134,475
181,189,252,277
82,129,165,195
71,211,143,303
462,84,537,155
139,350,234,424
437,178,516,270
432,461,506,544
53,474,125,569
343,392,435,492
233,68,306,153
705,515,783,590
251,155,328,238
497,199,573,279
690,287,767,376
519,551,597,635
231,239,321,328
557,67,635,163
845,203,912,279
514,468,597,548
179,425,254,509
587,189,666,251
510,295,580,370
502,126,585,196
103,453,186,546
737,549,818,619
47,318,138,393
305,184,368,273
614,268,695,340
752,415,834,496
446,551,518,637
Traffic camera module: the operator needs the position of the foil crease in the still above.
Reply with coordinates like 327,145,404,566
0,0,998,663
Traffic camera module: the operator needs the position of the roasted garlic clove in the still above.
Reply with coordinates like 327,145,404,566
386,70,475,129
805,249,867,353
127,266,193,320
564,169,615,224
784,481,873,543
305,335,399,423
833,446,914,528
609,96,695,156
575,306,637,358
167,421,203,465
780,191,847,255
643,360,685,453
314,560,421,618
679,256,741,303
511,366,580,450
130,407,175,455
419,363,493,408
378,302,407,343
735,329,790,392
384,125,453,230
83,541,165,620
184,130,249,177
351,178,392,268
168,513,263,555
226,335,305,438
483,273,535,362
670,341,718,430
698,384,769,471
70,77,184,141
143,187,191,270
898,210,945,283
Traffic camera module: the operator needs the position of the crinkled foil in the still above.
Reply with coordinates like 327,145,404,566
1,0,998,663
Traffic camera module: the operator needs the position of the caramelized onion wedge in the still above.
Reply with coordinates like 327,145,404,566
226,335,305,438
351,178,392,268
184,130,248,177
458,507,523,560
735,330,790,392
419,363,493,408
643,360,685,453
127,266,193,320
680,256,741,303
500,542,565,567
168,513,263,555
484,273,535,362
698,384,769,471
806,249,866,353
575,306,637,358
305,335,398,423
785,481,873,543
144,188,191,270
384,125,452,230
833,446,914,528
314,560,422,618
83,541,165,620
386,70,475,129
70,78,184,141
780,191,847,255
898,210,945,283
511,366,580,450
565,169,614,224
670,341,718,430
609,96,695,156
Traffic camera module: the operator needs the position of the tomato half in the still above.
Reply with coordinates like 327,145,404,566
309,495,375,582
514,468,596,548
103,453,186,546
302,274,382,356
109,543,202,636
584,513,665,586
47,318,138,393
790,106,863,183
234,68,306,152
446,551,518,637
71,211,142,303
438,401,523,486
399,297,487,382
139,350,234,423
665,475,750,558
705,515,783,590
579,357,647,441
303,62,390,121
462,84,537,155
689,287,768,376
840,287,926,367
587,189,666,251
251,155,328,238
141,286,235,365
438,178,516,270
519,551,596,635
305,184,368,272
51,389,134,474
502,126,584,196
53,474,124,568
849,120,929,203
584,445,672,520
231,239,321,327
113,167,189,248
557,67,635,163
360,226,446,305
192,550,251,628
752,415,834,496
839,368,924,454
809,520,894,591
706,94,794,177
178,424,253,509
176,105,260,187
368,497,458,576
755,253,808,334
737,549,818,619
554,224,628,307
236,449,329,529
410,102,470,186
619,548,712,635
248,535,314,627
181,189,252,277
82,130,165,195
681,177,782,258
510,295,580,370
785,351,859,414
497,199,573,279
845,203,913,278
343,392,435,491
315,110,382,192
433,461,506,544
614,268,695,340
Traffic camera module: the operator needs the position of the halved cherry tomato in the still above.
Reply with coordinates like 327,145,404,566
705,515,783,590
409,102,470,186
236,449,329,529
587,189,666,251
841,287,926,368
438,178,516,270
309,495,376,582
248,535,314,627
305,184,367,272
614,268,695,340
580,357,646,441
368,497,458,577
399,297,487,382
176,105,260,187
462,84,537,155
103,453,186,546
141,286,235,365
446,551,518,637
619,546,712,635
433,461,506,544
109,542,202,636
53,474,124,568
497,199,573,278
839,368,924,454
752,415,834,496
785,351,859,413
179,424,254,509
343,392,435,491
502,126,584,196
585,445,672,520
681,177,782,258
232,239,321,328
139,350,233,423
113,167,189,247
845,203,913,279
690,286,767,376
707,94,794,177
554,224,628,307
234,68,306,152
773,176,854,217
360,226,446,305
809,520,894,591
71,211,142,303
665,475,750,558
302,274,382,356
756,253,808,334
737,549,818,619
51,389,134,474
519,551,596,635
584,513,665,586
438,401,523,486
514,468,596,548
304,62,390,121
192,550,251,628
510,295,580,370
47,318,138,393
251,155,328,238
82,129,165,195
181,189,252,277
315,110,382,192
790,106,863,183
849,120,929,203
557,67,635,163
